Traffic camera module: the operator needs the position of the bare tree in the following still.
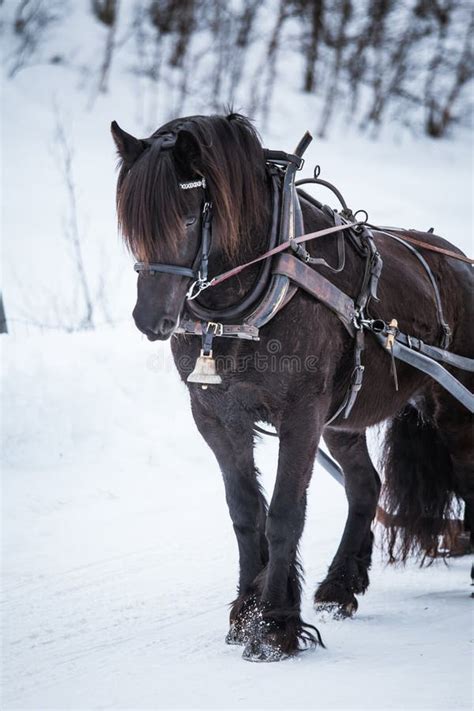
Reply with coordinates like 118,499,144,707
8,0,64,77
0,293,8,334
362,3,429,132
298,0,325,93
317,0,352,137
346,0,393,117
91,0,120,94
423,2,473,137
4,0,474,143
249,0,290,123
54,113,95,330
228,0,262,103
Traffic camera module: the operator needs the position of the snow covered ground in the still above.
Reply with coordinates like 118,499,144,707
2,4,473,710
2,326,472,710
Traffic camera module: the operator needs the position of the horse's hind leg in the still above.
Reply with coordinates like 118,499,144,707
436,400,474,555
190,398,268,644
314,428,381,616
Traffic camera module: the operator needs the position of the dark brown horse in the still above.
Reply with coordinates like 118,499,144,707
111,113,473,661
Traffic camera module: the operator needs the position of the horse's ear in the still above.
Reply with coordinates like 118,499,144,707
173,130,201,173
111,121,147,166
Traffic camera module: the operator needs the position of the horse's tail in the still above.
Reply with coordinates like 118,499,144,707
380,403,458,563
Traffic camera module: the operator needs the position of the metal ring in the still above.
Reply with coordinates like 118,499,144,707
354,209,369,224
371,319,386,333
186,279,211,301
313,165,321,179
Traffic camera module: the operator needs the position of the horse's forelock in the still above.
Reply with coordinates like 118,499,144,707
116,141,188,262
116,114,269,261
185,114,269,257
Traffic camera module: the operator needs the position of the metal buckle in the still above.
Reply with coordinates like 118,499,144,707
385,318,399,350
352,364,365,389
352,309,368,331
206,321,223,336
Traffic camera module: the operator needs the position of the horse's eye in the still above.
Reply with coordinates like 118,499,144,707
185,216,197,227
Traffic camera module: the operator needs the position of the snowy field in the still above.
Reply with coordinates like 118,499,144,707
2,4,473,710
2,326,472,711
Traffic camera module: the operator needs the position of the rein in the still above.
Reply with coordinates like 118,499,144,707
371,230,474,265
199,222,473,294
207,222,359,289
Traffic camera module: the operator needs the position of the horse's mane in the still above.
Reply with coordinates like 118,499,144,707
116,113,269,262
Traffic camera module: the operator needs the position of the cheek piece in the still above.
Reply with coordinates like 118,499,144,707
134,195,212,300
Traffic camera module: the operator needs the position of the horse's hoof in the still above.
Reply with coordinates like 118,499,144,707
225,623,245,646
314,599,357,619
336,599,357,618
242,637,288,663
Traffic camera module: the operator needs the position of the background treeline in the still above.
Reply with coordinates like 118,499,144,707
6,0,474,137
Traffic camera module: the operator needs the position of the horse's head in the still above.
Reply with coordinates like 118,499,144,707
112,113,268,340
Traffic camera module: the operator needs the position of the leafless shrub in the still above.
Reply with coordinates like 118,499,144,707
91,0,118,26
54,112,95,330
8,0,64,77
5,0,473,138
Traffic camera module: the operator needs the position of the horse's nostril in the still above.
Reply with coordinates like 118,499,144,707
159,318,176,336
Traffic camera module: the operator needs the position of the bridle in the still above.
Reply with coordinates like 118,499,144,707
134,172,213,301
132,131,312,321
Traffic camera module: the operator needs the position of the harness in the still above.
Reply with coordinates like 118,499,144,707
133,131,474,417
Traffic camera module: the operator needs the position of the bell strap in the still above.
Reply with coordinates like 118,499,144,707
176,318,260,341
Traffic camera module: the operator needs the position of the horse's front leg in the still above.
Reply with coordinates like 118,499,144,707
190,397,268,644
242,399,326,662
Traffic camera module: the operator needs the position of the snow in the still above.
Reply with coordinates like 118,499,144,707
2,326,473,710
2,4,473,710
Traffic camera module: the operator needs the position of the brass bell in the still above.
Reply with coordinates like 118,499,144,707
187,349,222,389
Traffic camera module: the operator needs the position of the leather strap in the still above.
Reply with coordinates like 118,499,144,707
263,149,304,169
176,319,260,340
395,331,474,372
187,170,282,322
375,229,452,348
272,253,357,335
373,333,474,413
134,263,196,278
210,222,359,288
372,228,473,265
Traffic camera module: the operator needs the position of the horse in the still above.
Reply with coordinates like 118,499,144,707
111,112,473,662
